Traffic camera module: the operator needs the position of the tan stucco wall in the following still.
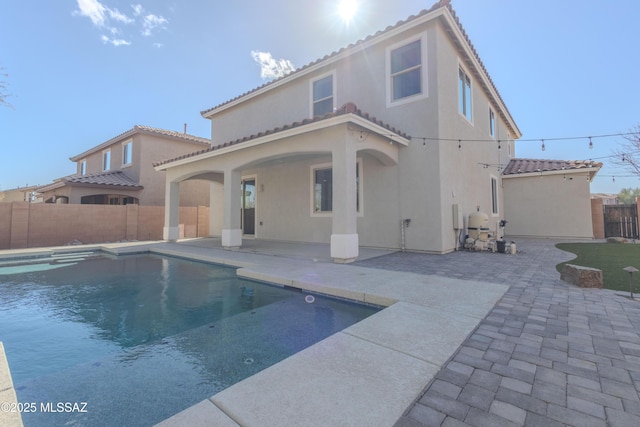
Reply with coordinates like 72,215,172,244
503,173,594,239
190,12,518,253
0,188,36,203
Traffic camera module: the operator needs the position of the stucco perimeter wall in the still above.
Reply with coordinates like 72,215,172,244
0,203,209,249
503,173,594,239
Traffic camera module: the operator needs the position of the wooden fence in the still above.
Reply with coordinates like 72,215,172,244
0,202,210,250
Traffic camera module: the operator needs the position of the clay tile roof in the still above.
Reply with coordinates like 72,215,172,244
132,125,211,145
64,171,143,188
502,158,603,175
154,102,409,168
200,0,454,117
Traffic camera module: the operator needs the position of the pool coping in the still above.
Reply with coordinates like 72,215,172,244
0,241,508,426
0,342,23,427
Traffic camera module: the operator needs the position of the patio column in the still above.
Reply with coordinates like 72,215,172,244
331,136,358,263
163,179,180,241
222,169,242,248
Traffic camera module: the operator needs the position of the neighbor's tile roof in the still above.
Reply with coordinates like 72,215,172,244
199,0,517,136
154,102,409,168
64,171,143,188
503,158,603,175
69,125,210,162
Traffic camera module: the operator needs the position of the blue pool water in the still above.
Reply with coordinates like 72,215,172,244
0,253,379,426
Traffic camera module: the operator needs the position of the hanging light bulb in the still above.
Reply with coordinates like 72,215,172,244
498,140,502,150
588,137,593,149
458,140,462,150
613,176,616,182
541,139,546,151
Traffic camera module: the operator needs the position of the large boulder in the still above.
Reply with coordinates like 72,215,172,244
560,264,603,288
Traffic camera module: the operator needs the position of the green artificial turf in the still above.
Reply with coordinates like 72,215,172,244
556,242,640,292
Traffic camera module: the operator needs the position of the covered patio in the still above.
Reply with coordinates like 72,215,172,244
154,103,410,263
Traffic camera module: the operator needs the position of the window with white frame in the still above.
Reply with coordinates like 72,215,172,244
80,159,86,175
311,74,334,117
459,67,472,121
390,39,423,102
491,176,498,215
489,108,495,138
102,150,111,171
122,141,132,165
311,161,362,214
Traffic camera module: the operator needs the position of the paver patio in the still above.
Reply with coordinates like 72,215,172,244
353,239,640,427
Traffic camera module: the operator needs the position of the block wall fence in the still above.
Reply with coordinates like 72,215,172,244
0,203,210,250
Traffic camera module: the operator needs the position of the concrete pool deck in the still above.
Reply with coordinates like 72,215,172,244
138,240,508,426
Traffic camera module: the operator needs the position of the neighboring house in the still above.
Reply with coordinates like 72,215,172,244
154,0,522,262
591,193,619,205
37,125,212,207
0,185,42,203
502,158,602,239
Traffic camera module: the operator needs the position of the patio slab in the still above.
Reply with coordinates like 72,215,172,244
210,332,440,427
344,301,487,366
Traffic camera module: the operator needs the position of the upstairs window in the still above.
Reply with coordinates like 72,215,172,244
80,159,86,175
122,141,132,165
103,149,111,171
312,74,334,117
459,67,472,121
390,40,422,101
489,108,495,138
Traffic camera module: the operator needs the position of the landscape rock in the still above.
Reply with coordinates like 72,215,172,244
560,264,603,288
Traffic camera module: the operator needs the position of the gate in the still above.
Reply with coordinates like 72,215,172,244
604,204,639,239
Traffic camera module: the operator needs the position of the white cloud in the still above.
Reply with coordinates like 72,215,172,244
74,0,167,46
101,35,131,46
251,51,296,80
74,0,107,26
108,8,134,24
142,14,168,36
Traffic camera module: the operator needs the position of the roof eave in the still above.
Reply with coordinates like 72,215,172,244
502,166,602,180
437,11,522,139
201,7,448,119
156,113,409,171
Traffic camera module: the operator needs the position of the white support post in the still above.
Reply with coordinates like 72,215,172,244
330,136,359,262
222,169,242,248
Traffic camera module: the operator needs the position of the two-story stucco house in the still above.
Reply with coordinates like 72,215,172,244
37,125,212,207
154,0,522,262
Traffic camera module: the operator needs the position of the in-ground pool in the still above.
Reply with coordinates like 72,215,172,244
0,252,380,426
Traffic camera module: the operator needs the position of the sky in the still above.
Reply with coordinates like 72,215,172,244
1,0,639,194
